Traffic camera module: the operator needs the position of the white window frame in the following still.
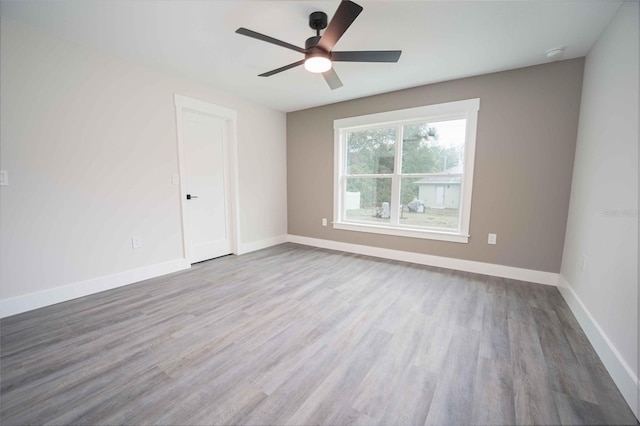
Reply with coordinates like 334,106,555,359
333,98,480,243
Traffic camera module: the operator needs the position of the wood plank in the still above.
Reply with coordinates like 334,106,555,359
470,356,516,425
553,391,607,426
377,364,438,426
350,311,428,420
532,306,597,403
282,327,392,425
508,316,561,425
479,292,511,363
424,327,481,426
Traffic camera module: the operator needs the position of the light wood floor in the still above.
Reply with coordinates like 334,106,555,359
1,243,637,425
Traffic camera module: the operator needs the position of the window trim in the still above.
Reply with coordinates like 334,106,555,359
333,98,480,243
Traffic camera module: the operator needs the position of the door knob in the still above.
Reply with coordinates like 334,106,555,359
186,194,198,200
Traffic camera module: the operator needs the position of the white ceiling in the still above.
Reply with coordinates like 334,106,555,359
0,0,621,112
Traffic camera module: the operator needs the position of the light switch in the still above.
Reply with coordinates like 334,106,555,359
488,233,497,245
0,170,8,186
131,235,143,249
172,174,180,185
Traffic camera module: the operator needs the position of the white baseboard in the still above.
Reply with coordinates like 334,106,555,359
237,235,288,255
286,234,559,286
557,275,639,419
0,258,190,318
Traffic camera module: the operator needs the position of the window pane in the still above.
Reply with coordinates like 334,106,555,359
344,177,392,224
401,119,466,174
400,177,460,230
346,127,396,174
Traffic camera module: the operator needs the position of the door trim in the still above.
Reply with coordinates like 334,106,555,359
174,94,240,261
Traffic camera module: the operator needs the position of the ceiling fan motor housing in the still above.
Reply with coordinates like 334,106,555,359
305,36,324,52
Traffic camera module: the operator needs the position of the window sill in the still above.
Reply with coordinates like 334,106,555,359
332,221,469,243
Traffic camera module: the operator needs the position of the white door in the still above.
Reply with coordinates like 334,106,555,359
182,110,232,263
435,185,445,208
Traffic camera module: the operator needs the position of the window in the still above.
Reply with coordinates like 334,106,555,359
333,98,479,243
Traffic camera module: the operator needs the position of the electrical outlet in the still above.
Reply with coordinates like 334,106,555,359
322,218,328,227
0,170,8,186
131,235,143,249
488,233,497,245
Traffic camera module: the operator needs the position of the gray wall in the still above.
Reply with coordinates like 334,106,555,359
287,59,584,273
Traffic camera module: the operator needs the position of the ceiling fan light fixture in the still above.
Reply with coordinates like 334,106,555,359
304,55,332,73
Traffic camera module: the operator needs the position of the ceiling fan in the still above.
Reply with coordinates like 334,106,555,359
235,0,402,90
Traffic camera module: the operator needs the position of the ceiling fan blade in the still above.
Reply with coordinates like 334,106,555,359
236,28,307,54
322,68,343,90
317,0,363,53
331,50,402,63
258,60,305,77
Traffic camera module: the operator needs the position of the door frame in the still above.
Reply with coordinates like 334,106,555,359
174,94,240,262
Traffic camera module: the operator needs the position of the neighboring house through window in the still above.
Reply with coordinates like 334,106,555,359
333,98,480,243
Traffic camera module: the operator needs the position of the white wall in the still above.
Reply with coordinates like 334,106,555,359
0,18,287,312
559,1,639,417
